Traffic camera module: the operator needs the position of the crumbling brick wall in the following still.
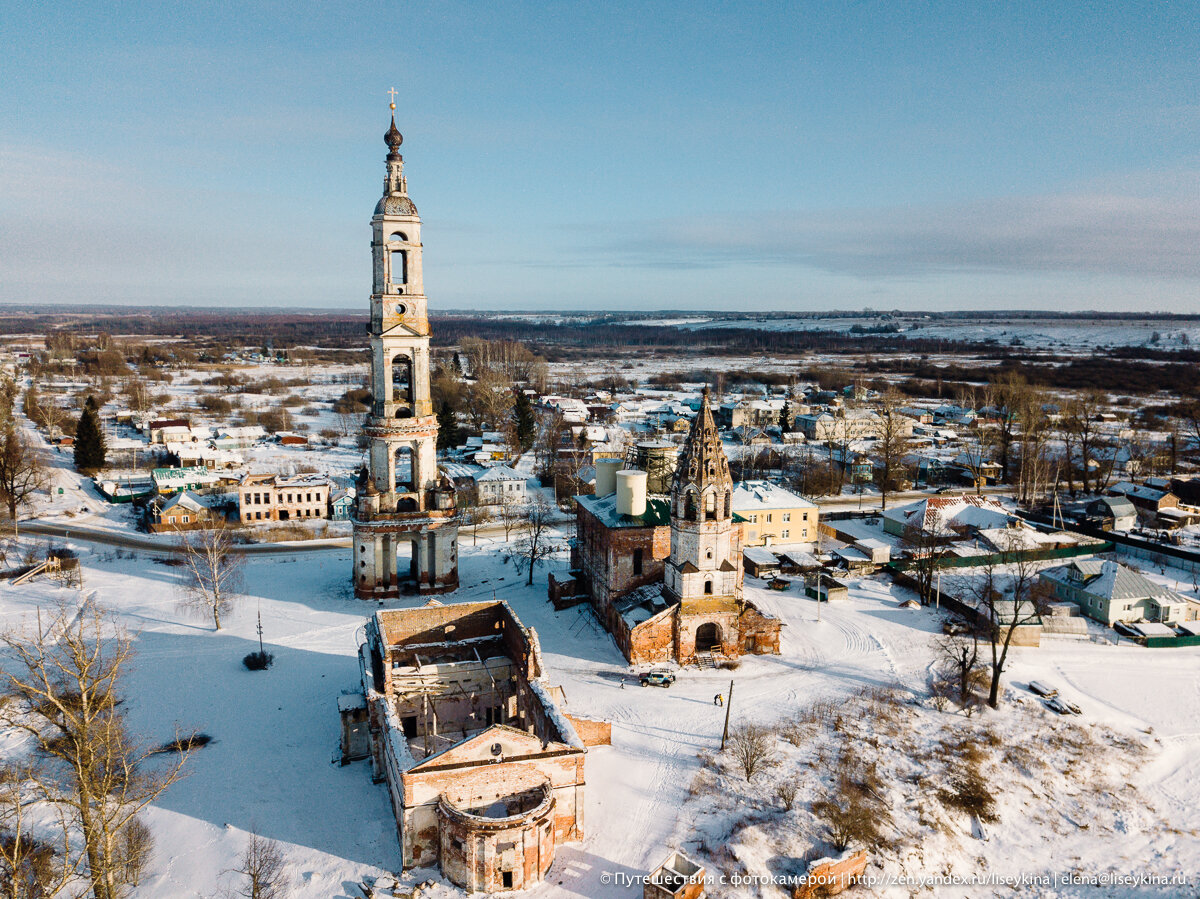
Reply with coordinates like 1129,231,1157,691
738,602,782,655
793,849,868,899
566,715,612,746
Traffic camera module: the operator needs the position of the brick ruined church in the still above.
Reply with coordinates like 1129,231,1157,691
554,389,781,665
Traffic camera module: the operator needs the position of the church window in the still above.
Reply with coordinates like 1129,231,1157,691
685,492,697,521
704,492,716,521
633,549,643,575
724,492,730,518
389,231,408,242
704,579,713,595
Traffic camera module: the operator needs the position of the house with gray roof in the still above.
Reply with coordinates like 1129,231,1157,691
473,465,527,506
1040,560,1197,626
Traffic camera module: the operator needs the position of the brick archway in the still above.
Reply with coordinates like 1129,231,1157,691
695,622,722,652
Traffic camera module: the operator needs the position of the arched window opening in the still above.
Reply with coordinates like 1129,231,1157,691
389,231,408,243
394,446,415,493
390,250,407,286
704,492,716,521
391,354,413,407
685,491,697,522
724,492,731,519
703,579,713,595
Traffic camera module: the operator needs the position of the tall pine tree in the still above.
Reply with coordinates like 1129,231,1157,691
74,395,106,471
512,389,537,453
436,400,463,450
778,401,792,433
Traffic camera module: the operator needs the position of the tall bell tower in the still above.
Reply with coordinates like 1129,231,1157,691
352,100,459,597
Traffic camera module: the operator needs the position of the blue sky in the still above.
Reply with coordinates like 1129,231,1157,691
2,1,1197,311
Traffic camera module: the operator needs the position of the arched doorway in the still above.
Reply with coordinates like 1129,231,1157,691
695,622,721,652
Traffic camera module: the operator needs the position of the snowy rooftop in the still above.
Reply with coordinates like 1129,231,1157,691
1042,560,1180,602
731,480,815,512
475,465,524,482
577,492,671,528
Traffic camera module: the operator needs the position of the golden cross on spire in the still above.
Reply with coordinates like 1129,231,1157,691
387,87,398,111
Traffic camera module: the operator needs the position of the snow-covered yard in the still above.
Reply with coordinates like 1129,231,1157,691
2,534,1198,897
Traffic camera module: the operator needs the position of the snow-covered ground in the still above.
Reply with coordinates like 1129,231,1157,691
3,531,1199,897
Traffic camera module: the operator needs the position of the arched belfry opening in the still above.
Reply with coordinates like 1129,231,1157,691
392,353,414,416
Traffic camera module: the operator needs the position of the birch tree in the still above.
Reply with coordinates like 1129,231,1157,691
177,524,244,630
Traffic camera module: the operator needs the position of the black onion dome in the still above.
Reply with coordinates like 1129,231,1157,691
384,116,403,152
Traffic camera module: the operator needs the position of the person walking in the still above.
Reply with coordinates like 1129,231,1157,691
714,693,723,707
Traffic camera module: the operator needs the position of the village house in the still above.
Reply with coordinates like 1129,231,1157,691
146,418,193,444
794,409,906,442
329,487,356,520
345,600,588,893
731,480,819,547
152,465,221,495
1105,481,1180,522
1084,495,1138,531
149,491,221,532
1040,560,1199,626
882,494,1011,539
238,472,331,523
554,391,781,665
473,465,528,506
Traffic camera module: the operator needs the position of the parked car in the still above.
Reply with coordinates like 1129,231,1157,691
1045,696,1082,716
1028,681,1058,698
640,669,676,688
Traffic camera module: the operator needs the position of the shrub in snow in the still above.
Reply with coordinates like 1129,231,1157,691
812,751,889,852
775,781,798,811
243,651,274,671
727,724,777,782
154,732,213,754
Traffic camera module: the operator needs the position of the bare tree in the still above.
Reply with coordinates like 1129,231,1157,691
497,493,524,543
936,630,984,709
0,763,77,899
982,374,1023,484
176,524,245,630
24,388,69,441
1063,390,1108,495
0,601,188,899
464,367,515,433
899,520,955,606
956,440,989,495
873,391,911,510
0,428,47,526
972,532,1052,708
727,724,776,782
235,832,288,899
513,494,559,586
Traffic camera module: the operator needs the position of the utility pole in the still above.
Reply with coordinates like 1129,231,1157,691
720,679,734,751
936,568,941,610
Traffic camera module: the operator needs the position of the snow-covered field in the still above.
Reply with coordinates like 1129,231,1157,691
627,316,1200,353
3,534,1199,897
